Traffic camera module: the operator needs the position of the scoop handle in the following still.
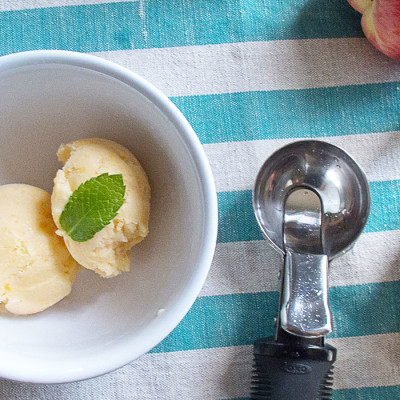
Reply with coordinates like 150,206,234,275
251,337,336,400
281,252,332,338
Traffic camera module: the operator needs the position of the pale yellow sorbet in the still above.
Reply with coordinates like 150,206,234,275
51,138,151,278
0,184,78,315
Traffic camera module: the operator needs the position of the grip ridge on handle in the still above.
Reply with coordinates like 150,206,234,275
251,354,272,399
317,365,334,400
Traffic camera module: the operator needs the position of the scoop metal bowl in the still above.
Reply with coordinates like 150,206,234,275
253,140,370,260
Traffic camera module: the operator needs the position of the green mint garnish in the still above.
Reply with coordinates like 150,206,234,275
59,173,126,242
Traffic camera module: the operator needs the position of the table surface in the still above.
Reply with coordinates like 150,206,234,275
0,1,399,399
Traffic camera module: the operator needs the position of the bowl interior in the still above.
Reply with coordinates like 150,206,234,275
0,56,213,382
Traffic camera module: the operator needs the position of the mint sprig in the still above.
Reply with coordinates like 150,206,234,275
59,173,126,242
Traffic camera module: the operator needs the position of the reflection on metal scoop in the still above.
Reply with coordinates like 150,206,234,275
284,188,323,254
251,140,370,400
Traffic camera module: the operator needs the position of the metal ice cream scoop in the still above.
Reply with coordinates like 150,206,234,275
251,140,370,400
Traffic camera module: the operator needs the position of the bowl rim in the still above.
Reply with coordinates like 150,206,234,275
0,50,218,383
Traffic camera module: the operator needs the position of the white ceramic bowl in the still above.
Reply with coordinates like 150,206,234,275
0,50,218,383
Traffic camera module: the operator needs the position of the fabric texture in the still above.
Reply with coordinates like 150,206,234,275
0,0,399,399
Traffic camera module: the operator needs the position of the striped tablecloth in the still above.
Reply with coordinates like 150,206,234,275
1,1,399,399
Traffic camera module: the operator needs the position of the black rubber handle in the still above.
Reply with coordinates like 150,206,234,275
251,337,337,400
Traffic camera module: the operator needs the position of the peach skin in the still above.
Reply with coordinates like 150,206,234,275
348,0,400,60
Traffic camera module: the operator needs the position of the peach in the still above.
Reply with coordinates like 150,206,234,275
348,0,400,60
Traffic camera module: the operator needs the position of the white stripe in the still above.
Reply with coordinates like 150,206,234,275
3,333,396,399
94,38,400,97
204,131,400,193
331,333,400,390
0,0,142,11
201,230,400,297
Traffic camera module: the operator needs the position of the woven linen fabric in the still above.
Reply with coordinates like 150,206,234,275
0,0,399,399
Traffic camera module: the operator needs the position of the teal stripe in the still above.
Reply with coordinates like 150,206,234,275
171,82,400,145
226,384,400,400
152,281,400,353
0,0,362,56
334,385,400,399
217,180,400,244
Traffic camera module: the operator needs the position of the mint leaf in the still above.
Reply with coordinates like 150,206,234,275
59,173,126,242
